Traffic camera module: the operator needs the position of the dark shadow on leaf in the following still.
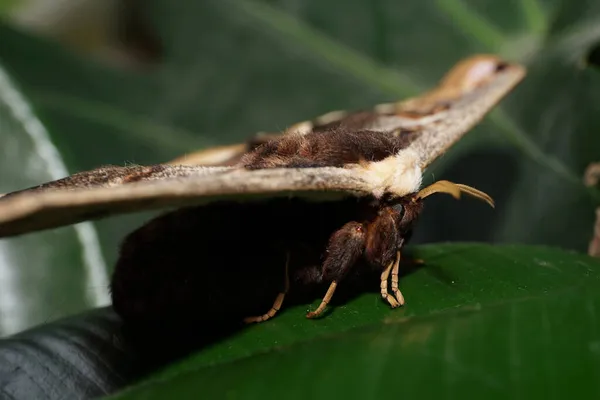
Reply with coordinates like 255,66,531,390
411,246,478,286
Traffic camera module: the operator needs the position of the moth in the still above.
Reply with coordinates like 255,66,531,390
0,54,525,328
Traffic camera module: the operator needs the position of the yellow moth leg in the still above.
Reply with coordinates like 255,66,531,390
589,208,600,257
380,260,400,308
244,253,290,324
306,280,338,319
390,251,405,306
584,162,600,257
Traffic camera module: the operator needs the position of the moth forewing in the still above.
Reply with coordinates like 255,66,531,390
169,54,525,168
0,166,376,238
408,61,526,169
333,57,526,200
169,143,248,167
2,164,214,196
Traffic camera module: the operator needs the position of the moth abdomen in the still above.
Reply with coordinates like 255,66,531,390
109,197,380,327
108,187,438,327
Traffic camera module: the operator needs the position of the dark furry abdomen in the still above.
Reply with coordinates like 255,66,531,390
110,197,373,327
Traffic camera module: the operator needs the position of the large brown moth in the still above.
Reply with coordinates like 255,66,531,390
0,54,525,328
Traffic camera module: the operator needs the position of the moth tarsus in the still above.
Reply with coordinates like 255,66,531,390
306,280,338,319
0,54,525,328
381,251,404,308
243,252,291,324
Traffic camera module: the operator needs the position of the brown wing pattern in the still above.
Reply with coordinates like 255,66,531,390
0,54,526,239
0,165,374,237
169,55,525,167
1,165,208,198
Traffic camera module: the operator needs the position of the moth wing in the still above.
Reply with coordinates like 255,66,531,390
168,143,255,167
396,57,525,168
0,55,525,237
167,55,525,168
1,164,215,195
0,165,373,238
168,133,284,167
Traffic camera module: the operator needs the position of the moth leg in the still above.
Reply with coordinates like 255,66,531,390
584,162,600,257
306,280,338,319
380,260,400,308
390,251,405,306
244,253,290,324
306,221,366,319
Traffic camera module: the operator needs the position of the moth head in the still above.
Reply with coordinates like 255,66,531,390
382,180,494,238
363,192,425,267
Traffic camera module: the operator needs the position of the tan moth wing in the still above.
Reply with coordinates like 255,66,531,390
170,54,525,168
0,54,525,239
2,165,212,195
0,165,375,237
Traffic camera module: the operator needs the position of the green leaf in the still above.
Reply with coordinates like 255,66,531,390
124,286,600,399
86,243,600,398
1,244,598,399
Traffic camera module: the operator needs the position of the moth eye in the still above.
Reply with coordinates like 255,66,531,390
392,204,404,216
355,225,364,233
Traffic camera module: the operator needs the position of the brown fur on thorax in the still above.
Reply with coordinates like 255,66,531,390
239,127,419,170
